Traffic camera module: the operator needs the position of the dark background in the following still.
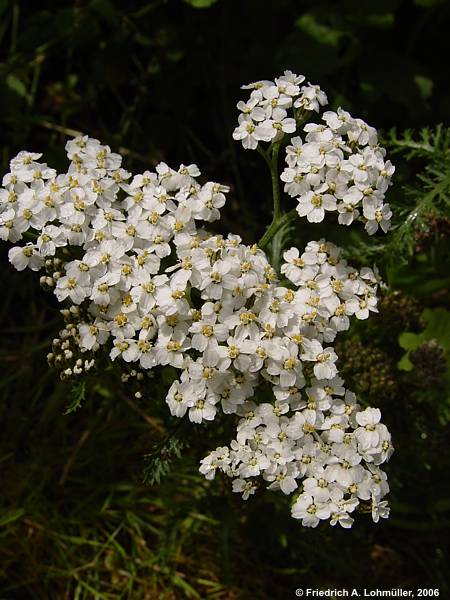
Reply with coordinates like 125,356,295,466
1,1,449,598
1,0,449,240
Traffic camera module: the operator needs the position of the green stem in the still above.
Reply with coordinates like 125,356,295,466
270,143,281,220
257,142,281,220
258,209,297,251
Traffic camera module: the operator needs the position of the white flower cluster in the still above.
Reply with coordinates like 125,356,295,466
233,71,327,150
282,114,394,235
1,131,392,528
201,397,391,528
198,242,392,528
233,71,394,235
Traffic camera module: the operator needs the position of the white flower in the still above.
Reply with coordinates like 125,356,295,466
312,348,338,380
37,225,67,256
297,191,337,223
166,379,197,418
239,449,270,478
265,464,299,494
329,497,359,528
285,136,305,167
303,469,337,503
232,478,257,500
208,336,257,372
291,493,331,527
199,447,230,480
78,321,109,350
200,259,237,300
155,273,190,316
280,167,311,197
266,341,301,388
192,182,228,222
0,208,19,242
255,110,296,143
155,330,189,368
323,108,353,134
281,247,318,285
346,295,377,320
233,114,267,150
189,313,228,352
189,393,217,423
355,408,382,449
8,244,43,271
363,199,392,234
294,84,328,112
371,496,390,523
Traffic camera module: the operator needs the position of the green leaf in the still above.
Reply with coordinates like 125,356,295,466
399,331,422,352
143,421,188,485
184,0,217,8
171,574,202,598
398,308,450,370
6,74,28,99
64,380,86,414
296,14,344,47
362,12,394,28
0,508,25,527
93,383,112,399
414,75,434,100
421,308,450,351
398,352,414,371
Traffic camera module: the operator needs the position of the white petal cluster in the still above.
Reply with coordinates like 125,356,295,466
282,111,394,234
201,397,392,528
1,134,392,528
199,242,392,528
233,72,394,235
233,71,327,150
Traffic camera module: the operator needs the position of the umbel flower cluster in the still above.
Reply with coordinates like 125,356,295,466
1,71,394,529
233,71,394,235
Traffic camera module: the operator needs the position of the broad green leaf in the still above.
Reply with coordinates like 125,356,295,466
399,331,421,352
398,352,414,371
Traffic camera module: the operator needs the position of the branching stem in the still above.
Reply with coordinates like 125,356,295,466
258,209,297,251
257,141,288,250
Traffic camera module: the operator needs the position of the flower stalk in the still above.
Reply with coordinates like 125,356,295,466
257,141,284,250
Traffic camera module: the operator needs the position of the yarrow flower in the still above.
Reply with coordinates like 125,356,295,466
1,70,395,530
234,72,394,235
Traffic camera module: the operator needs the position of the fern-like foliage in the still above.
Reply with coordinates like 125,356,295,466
348,125,450,266
386,125,450,258
64,380,86,414
143,421,189,485
388,124,450,160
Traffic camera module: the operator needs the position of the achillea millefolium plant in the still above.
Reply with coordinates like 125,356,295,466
1,71,395,530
